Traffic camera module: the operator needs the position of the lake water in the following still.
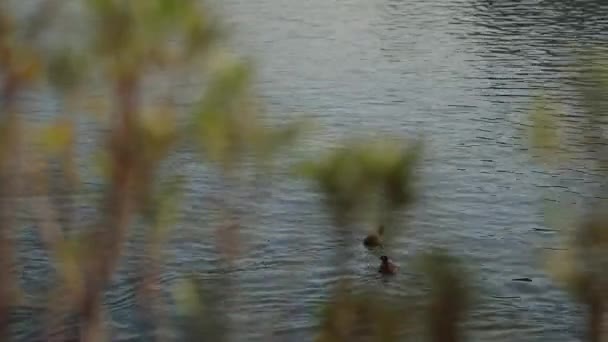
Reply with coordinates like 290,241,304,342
13,0,608,341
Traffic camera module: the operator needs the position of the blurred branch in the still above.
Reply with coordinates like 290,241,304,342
315,280,407,342
174,276,230,342
30,168,65,254
80,74,139,342
532,51,608,342
0,44,22,342
418,249,471,342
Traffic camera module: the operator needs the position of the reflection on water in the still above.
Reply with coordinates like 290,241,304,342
15,0,608,340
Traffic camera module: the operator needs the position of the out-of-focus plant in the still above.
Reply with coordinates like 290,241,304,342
417,248,471,342
191,56,310,263
1,1,474,342
193,60,309,171
298,138,420,224
313,248,472,342
530,50,608,342
192,55,311,184
0,1,48,339
315,281,407,342
63,1,223,339
546,211,608,342
2,0,311,340
173,276,229,341
296,137,421,265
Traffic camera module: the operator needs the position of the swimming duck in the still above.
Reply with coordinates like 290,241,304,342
378,255,397,275
363,225,385,248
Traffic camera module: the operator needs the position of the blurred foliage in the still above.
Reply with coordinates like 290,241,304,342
315,281,407,342
47,49,87,94
313,249,472,342
529,96,561,163
173,276,229,342
192,59,310,174
529,49,608,341
87,0,220,77
417,249,471,342
0,0,320,340
296,137,421,227
543,208,608,342
5,0,607,341
530,50,608,169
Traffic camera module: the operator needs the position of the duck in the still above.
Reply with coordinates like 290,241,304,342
378,255,397,275
363,224,385,248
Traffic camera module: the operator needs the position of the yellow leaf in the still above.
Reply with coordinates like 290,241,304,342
38,120,74,155
140,106,177,142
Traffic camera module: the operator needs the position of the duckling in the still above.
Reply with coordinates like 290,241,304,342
378,255,397,275
363,224,385,248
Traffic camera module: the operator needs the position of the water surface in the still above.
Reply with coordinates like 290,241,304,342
209,0,608,340
15,0,608,341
